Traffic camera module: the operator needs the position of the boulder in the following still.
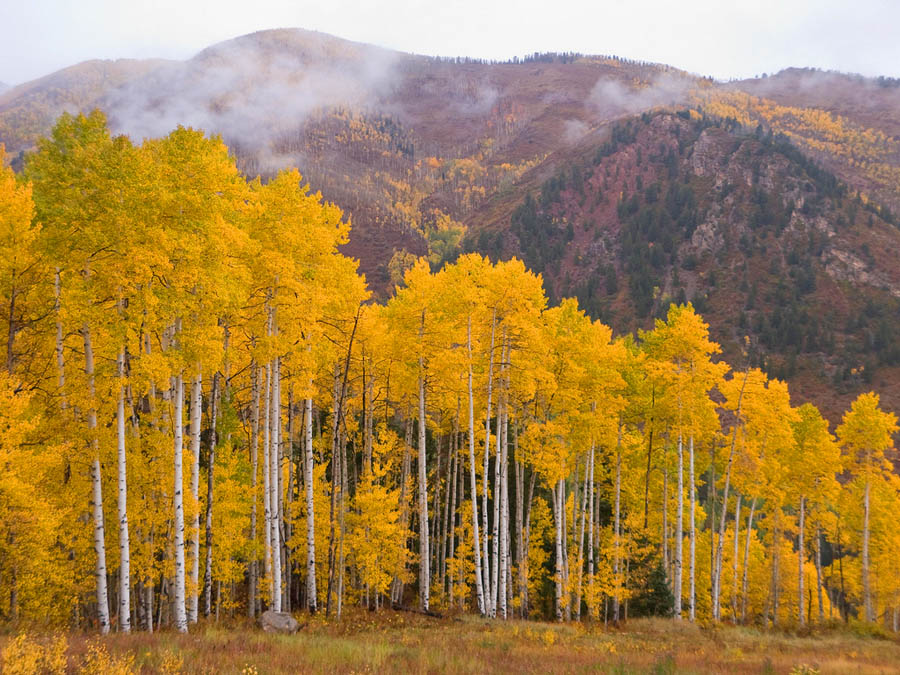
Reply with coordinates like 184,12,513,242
259,610,300,634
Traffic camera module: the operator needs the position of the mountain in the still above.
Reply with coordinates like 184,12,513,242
467,110,900,420
0,82,8,95
721,68,900,215
1,28,899,420
0,57,171,154
0,29,702,275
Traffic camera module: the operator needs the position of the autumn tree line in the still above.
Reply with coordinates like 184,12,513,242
1,111,899,634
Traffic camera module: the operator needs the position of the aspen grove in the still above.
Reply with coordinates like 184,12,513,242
3,111,900,633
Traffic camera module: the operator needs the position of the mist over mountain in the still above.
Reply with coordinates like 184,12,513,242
1,27,899,420
99,30,402,161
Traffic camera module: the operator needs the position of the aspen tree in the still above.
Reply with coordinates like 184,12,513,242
86,324,111,634
730,374,796,623
482,309,496,614
417,328,430,611
0,145,41,382
788,404,839,626
642,304,727,619
713,368,756,620
442,254,496,616
386,260,439,611
466,313,486,614
837,393,898,623
25,112,123,634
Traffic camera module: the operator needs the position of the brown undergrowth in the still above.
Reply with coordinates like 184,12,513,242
3,610,900,674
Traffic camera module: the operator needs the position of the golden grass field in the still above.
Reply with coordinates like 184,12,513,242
3,610,900,674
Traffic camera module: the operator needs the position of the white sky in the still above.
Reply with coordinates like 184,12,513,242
2,0,898,85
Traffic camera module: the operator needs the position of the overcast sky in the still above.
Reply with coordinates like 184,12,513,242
2,0,898,86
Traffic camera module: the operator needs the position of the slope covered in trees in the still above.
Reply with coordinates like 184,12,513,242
468,110,900,421
727,68,900,213
3,30,897,423
1,114,899,635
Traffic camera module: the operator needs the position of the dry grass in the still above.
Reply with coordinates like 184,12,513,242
3,611,900,673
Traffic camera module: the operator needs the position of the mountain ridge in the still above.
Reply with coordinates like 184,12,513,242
1,27,899,421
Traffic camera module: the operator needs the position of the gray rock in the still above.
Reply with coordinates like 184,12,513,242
259,610,300,634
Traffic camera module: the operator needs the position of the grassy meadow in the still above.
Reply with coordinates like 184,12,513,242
3,611,900,674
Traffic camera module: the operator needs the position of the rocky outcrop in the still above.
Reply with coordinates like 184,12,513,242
259,610,301,634
689,129,719,178
690,218,725,255
824,248,900,298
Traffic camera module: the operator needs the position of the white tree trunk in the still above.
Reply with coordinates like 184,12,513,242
714,370,749,620
491,384,502,617
417,360,430,611
688,435,695,623
514,457,524,616
84,325,110,634
498,401,509,619
741,497,757,622
731,494,742,623
304,396,318,613
285,389,295,613
863,479,872,622
613,424,622,622
270,358,282,612
248,365,260,617
553,479,565,621
575,450,590,620
466,317,486,615
392,422,413,604
587,443,595,619
431,435,443,587
337,420,348,619
561,475,570,621
55,270,66,408
482,312,495,615
203,373,219,616
144,581,153,633
263,363,272,597
445,427,458,599
188,371,201,623
662,462,668,580
798,496,805,626
713,472,733,621
815,524,824,624
172,373,188,633
674,433,683,619
522,471,536,617
117,348,131,632
770,515,780,628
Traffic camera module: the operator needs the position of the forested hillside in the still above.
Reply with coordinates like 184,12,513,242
1,112,898,636
3,29,897,420
468,111,900,420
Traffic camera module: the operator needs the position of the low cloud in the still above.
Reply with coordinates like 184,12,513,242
562,118,589,144
101,29,401,168
588,72,693,118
